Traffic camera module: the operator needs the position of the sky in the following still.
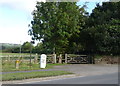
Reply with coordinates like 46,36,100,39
0,0,109,45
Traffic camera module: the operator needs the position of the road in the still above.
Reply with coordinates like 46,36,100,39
24,72,118,84
2,64,118,85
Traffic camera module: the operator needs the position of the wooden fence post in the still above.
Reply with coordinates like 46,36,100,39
59,54,62,63
53,54,56,63
34,53,38,64
65,54,67,63
15,60,20,69
8,55,10,62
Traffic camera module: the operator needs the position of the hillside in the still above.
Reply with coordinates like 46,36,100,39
0,43,21,50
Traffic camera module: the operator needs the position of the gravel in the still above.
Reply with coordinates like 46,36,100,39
54,64,118,76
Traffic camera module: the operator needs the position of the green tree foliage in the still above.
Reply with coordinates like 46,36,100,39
12,47,20,53
33,43,43,54
22,42,34,53
66,5,88,54
33,42,52,54
88,2,120,26
110,0,120,2
29,1,120,55
29,2,86,54
80,2,120,55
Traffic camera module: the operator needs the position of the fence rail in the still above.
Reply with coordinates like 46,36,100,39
1,55,36,57
1,54,94,64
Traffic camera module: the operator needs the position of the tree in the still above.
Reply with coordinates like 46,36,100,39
33,42,52,54
80,2,120,55
29,2,86,55
22,42,34,53
89,2,120,26
110,0,120,2
12,47,20,53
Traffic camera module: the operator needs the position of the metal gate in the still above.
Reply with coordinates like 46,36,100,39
66,55,93,64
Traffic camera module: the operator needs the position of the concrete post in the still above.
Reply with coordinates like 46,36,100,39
40,54,47,68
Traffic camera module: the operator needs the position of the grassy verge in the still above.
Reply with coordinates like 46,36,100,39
2,71,73,81
2,63,67,72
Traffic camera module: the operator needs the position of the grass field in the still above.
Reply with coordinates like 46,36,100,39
1,53,35,56
1,53,67,72
1,53,77,81
2,71,73,81
2,62,66,72
1,53,70,81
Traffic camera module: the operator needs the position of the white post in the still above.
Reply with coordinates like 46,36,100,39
40,54,47,68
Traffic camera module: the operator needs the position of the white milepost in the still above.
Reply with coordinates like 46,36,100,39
40,54,47,68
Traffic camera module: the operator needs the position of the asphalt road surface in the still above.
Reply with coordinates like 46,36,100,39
25,72,118,84
2,64,118,85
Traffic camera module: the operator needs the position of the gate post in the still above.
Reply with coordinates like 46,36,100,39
53,54,56,63
59,54,62,63
65,54,67,63
8,55,10,62
34,53,38,64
